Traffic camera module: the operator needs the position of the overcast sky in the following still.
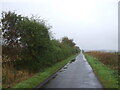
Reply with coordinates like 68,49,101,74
0,0,119,51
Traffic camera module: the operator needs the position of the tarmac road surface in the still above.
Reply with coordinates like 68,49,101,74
41,52,103,88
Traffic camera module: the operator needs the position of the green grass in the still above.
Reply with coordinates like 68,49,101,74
13,54,77,88
84,53,118,88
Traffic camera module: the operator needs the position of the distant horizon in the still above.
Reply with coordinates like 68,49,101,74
83,49,118,52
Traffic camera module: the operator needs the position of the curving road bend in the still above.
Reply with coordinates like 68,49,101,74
42,52,103,88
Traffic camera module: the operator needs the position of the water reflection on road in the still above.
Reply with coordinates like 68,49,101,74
41,52,103,88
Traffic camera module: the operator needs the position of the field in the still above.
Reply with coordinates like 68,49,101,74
85,51,119,88
85,51,118,70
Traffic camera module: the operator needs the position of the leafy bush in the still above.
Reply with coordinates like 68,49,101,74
2,11,80,72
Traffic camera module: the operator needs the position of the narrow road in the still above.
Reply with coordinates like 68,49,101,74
42,52,103,88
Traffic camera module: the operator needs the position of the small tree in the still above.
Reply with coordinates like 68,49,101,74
1,11,23,61
62,37,76,47
74,46,81,53
1,11,22,48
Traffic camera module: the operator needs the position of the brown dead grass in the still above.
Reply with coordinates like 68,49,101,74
86,51,118,70
2,58,34,88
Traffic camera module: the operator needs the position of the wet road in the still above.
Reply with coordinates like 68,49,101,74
42,53,103,88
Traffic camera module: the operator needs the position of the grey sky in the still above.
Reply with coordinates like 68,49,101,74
0,0,119,51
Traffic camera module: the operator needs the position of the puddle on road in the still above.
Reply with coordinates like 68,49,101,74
59,66,68,72
59,69,66,72
69,58,76,64
52,74,57,79
59,58,76,73
63,66,68,69
48,58,77,82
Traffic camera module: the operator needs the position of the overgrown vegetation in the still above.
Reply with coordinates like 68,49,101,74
86,51,118,70
85,51,119,88
1,11,80,88
13,55,77,88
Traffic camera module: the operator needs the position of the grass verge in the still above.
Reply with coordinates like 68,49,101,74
84,53,118,88
12,54,77,88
